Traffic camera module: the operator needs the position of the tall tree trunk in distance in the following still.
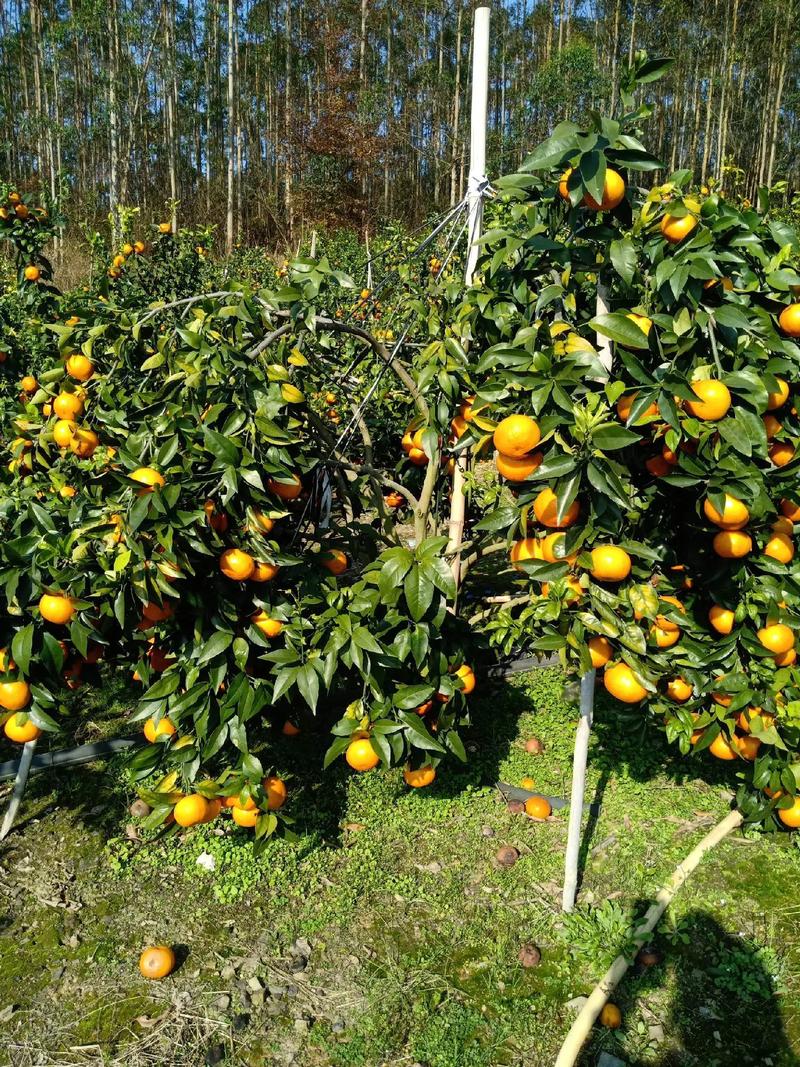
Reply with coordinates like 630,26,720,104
107,0,120,238
226,0,235,252
284,0,293,239
449,0,463,207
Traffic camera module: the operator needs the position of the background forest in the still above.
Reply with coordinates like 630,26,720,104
0,0,797,250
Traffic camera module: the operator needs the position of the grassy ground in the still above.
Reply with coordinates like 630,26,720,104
1,668,799,1067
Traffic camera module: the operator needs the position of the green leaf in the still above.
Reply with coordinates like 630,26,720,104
589,313,650,349
394,683,436,709
296,661,320,710
404,565,435,622
197,631,233,665
520,121,580,172
592,423,641,451
609,237,637,286
11,624,33,676
203,428,239,465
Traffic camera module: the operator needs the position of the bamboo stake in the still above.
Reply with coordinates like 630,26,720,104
447,2,490,588
0,738,38,840
561,282,613,910
555,808,744,1067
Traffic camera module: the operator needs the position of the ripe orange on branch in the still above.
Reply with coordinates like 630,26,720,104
496,451,542,481
219,548,255,581
758,624,794,654
533,488,580,528
39,593,75,625
404,765,436,788
703,494,748,530
3,714,41,743
684,380,731,421
589,545,631,581
713,530,752,558
129,467,165,493
582,168,625,211
493,414,540,457
778,304,800,337
346,738,380,771
660,213,697,243
604,662,648,703
588,635,613,667
0,681,31,711
53,392,84,420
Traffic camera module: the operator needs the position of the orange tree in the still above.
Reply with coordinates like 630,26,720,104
0,257,478,846
439,53,800,829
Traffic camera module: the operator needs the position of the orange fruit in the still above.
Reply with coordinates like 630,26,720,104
3,714,41,743
769,441,795,466
660,213,697,243
764,414,782,439
267,474,302,500
616,392,658,423
450,415,468,439
589,545,631,581
39,593,75,625
735,734,761,760
766,378,790,410
53,419,76,448
758,624,794,654
493,414,541,457
520,776,536,789
772,517,794,534
583,169,625,211
20,375,37,392
202,798,223,823
775,648,797,666
346,737,380,771
599,1003,622,1029
141,601,174,623
524,795,552,819
138,945,176,980
558,167,573,199
282,720,301,736
778,797,800,827
709,733,738,760
0,681,31,711
159,222,171,234
253,510,275,533
232,805,259,827
541,575,583,601
384,491,405,508
713,530,752,558
69,428,99,458
251,561,280,582
604,662,648,703
0,649,16,672
219,548,255,580
204,500,229,533
403,765,437,788
645,455,671,477
130,467,165,492
23,264,41,281
588,635,613,668
702,494,748,530
144,717,177,742
764,532,794,564
454,664,476,694
262,776,287,810
778,304,800,337
541,532,577,564
510,537,543,569
652,625,680,648
655,595,685,633
53,392,84,420
321,549,348,575
252,611,283,637
737,709,774,734
684,380,731,421
173,794,210,827
65,354,94,381
496,451,543,481
708,605,735,634
533,488,580,528
666,677,693,702
408,447,428,466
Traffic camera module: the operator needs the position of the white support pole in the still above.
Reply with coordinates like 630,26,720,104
448,2,491,588
561,286,613,911
0,738,38,841
562,669,595,911
464,4,491,288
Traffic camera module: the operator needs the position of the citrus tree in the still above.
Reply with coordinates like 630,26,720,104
442,53,800,829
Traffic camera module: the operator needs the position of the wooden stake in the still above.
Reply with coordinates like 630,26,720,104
555,808,744,1067
447,2,491,588
0,738,38,840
